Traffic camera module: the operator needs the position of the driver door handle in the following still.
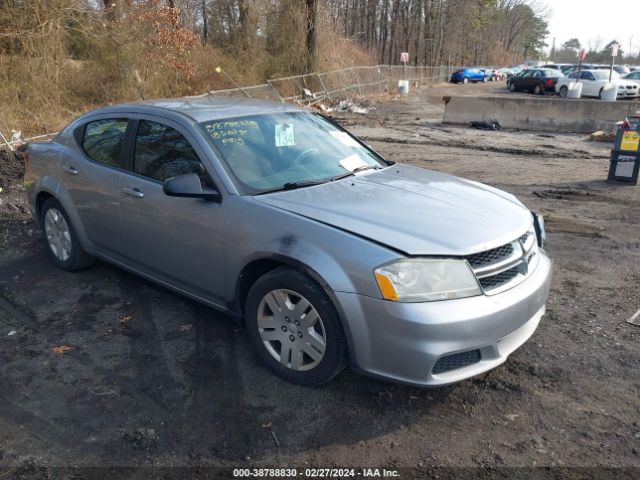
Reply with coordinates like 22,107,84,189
122,187,144,198
62,165,78,175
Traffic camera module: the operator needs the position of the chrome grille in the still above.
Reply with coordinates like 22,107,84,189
465,230,538,295
479,265,519,289
466,243,514,269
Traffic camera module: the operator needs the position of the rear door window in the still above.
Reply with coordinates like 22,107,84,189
82,118,128,168
133,120,212,186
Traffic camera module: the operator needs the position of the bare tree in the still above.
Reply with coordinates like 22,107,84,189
305,0,318,71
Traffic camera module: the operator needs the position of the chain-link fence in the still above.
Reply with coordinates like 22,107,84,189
5,64,467,146
199,83,281,102
260,65,463,104
197,64,465,106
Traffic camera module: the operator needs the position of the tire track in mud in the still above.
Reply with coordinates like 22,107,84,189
180,301,255,461
358,134,603,159
105,270,270,462
113,272,184,412
89,272,190,462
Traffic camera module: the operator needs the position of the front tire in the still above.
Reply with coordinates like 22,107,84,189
509,82,516,92
40,198,94,271
462,77,469,84
534,84,543,95
245,267,348,386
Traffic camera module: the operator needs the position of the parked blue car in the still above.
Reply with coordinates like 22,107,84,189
450,68,488,84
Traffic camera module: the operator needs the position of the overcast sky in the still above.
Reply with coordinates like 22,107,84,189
544,0,638,56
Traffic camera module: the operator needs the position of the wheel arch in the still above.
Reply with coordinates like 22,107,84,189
36,183,93,252
35,190,55,218
234,253,358,364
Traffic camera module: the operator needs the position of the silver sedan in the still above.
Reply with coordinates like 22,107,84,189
25,97,551,386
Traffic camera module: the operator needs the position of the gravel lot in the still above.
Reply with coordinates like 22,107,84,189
1,83,639,477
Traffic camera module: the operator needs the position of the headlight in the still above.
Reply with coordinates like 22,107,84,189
532,212,545,248
374,258,481,302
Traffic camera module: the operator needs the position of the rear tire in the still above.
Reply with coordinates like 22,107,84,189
598,88,603,99
509,82,516,92
40,197,94,271
462,77,469,84
245,267,348,386
559,86,568,98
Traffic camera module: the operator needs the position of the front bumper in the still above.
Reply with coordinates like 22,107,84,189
338,252,552,386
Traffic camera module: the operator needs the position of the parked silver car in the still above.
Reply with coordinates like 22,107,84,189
25,97,551,386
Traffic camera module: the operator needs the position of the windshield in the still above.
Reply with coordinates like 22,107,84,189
593,70,619,80
201,112,388,194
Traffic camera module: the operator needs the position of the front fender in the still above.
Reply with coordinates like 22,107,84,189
225,197,398,303
228,239,394,369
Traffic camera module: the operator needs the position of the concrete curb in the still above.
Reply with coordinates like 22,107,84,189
443,95,640,133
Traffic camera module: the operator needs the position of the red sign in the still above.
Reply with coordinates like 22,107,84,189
400,52,409,63
578,49,586,61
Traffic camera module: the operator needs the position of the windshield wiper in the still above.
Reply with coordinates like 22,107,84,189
352,165,379,174
330,165,380,181
255,166,382,195
254,180,325,195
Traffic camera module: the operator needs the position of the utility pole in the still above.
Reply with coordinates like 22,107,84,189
201,0,208,45
609,43,619,82
551,37,556,62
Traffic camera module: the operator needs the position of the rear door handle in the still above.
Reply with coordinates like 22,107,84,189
122,187,144,198
62,165,78,175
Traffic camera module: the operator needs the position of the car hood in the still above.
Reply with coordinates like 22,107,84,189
254,165,532,256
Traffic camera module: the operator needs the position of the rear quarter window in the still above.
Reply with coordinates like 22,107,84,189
81,118,128,168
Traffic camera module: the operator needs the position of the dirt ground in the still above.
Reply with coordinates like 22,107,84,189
1,83,639,478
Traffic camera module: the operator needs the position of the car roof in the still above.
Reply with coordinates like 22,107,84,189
575,69,616,76
84,96,304,123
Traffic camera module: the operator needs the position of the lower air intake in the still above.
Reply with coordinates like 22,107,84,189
432,349,481,374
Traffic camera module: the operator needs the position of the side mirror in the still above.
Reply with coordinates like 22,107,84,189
163,173,221,202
